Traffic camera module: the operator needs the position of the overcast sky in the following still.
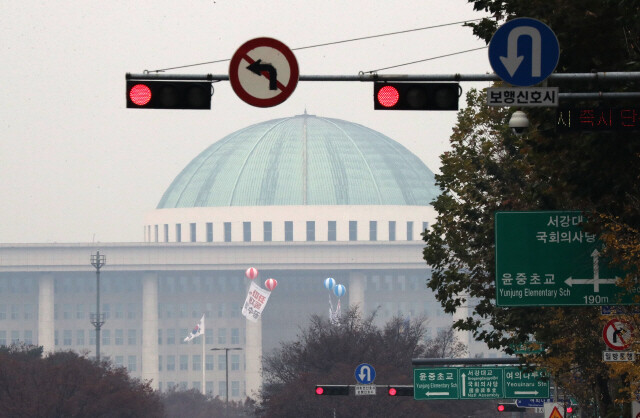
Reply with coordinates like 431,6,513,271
1,0,492,243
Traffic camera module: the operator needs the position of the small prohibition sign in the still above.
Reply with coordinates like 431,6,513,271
229,37,299,108
602,318,633,351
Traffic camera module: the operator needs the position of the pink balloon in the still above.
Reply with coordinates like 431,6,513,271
245,267,258,280
264,278,277,291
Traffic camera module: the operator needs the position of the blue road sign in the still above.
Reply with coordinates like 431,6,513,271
355,363,376,385
516,398,553,408
488,18,560,87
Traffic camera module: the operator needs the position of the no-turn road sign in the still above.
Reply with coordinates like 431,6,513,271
229,37,299,107
603,318,633,351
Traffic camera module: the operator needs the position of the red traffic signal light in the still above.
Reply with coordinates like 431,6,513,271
497,403,525,412
315,385,349,396
126,80,212,109
387,385,414,396
374,82,459,111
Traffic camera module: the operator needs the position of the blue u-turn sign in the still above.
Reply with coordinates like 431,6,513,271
488,18,560,87
355,363,376,385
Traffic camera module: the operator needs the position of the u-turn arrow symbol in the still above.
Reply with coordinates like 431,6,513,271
499,26,542,77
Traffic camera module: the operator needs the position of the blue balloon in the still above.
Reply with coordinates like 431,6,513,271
324,277,336,290
333,284,346,298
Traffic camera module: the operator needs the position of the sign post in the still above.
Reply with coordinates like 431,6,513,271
495,211,633,306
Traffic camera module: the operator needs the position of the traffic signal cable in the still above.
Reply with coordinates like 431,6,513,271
148,18,486,73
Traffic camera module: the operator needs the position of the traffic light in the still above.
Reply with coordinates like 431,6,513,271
387,385,414,396
126,80,212,109
315,385,349,396
374,82,459,111
497,403,526,412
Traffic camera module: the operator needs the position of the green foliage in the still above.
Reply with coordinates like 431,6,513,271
424,1,640,415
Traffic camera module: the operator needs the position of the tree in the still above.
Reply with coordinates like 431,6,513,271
161,388,256,418
0,344,164,417
258,308,499,418
423,1,640,415
423,327,468,359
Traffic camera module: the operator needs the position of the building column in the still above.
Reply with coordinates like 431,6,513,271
142,272,159,389
245,318,262,400
38,274,55,354
349,271,366,313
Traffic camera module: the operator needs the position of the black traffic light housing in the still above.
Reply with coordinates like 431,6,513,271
126,79,212,109
374,82,459,111
387,385,414,396
315,385,349,396
497,403,526,412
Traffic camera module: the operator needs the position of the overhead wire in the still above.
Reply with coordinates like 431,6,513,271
364,46,487,73
149,18,487,73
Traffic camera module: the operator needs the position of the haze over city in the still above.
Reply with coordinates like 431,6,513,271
1,0,490,243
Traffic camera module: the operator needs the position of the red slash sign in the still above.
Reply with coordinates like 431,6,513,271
603,318,633,351
229,37,299,108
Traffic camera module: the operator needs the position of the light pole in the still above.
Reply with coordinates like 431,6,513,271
210,347,242,404
89,251,106,362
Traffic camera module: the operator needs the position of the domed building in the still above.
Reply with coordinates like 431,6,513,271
0,114,495,401
144,113,438,243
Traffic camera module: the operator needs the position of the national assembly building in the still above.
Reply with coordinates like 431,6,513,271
0,113,499,400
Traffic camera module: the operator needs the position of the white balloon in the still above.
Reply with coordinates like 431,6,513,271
324,277,336,290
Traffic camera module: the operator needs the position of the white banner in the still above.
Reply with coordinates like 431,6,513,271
242,281,271,322
487,87,559,107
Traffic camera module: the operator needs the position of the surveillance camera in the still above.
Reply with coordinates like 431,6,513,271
508,111,529,136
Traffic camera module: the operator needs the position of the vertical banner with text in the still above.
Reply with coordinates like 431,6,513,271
242,281,271,322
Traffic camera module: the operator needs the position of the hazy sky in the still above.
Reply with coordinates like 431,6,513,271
1,1,492,243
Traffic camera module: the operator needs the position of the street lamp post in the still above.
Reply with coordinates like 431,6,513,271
210,347,242,404
89,251,106,362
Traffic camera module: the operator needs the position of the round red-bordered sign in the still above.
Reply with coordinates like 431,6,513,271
229,37,299,108
602,318,633,351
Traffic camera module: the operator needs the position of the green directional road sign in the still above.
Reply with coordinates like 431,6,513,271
415,366,549,400
459,367,502,399
414,368,459,400
503,367,550,398
495,211,634,306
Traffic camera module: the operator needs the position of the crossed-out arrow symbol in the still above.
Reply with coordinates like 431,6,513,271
247,59,278,90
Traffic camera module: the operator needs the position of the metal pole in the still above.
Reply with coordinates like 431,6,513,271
126,71,640,83
96,265,100,361
412,357,524,366
90,251,106,362
210,347,242,406
202,328,205,395
225,349,229,404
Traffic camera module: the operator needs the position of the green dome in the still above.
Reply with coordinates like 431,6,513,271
157,114,439,208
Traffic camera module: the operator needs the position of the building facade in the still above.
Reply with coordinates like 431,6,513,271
0,114,499,400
